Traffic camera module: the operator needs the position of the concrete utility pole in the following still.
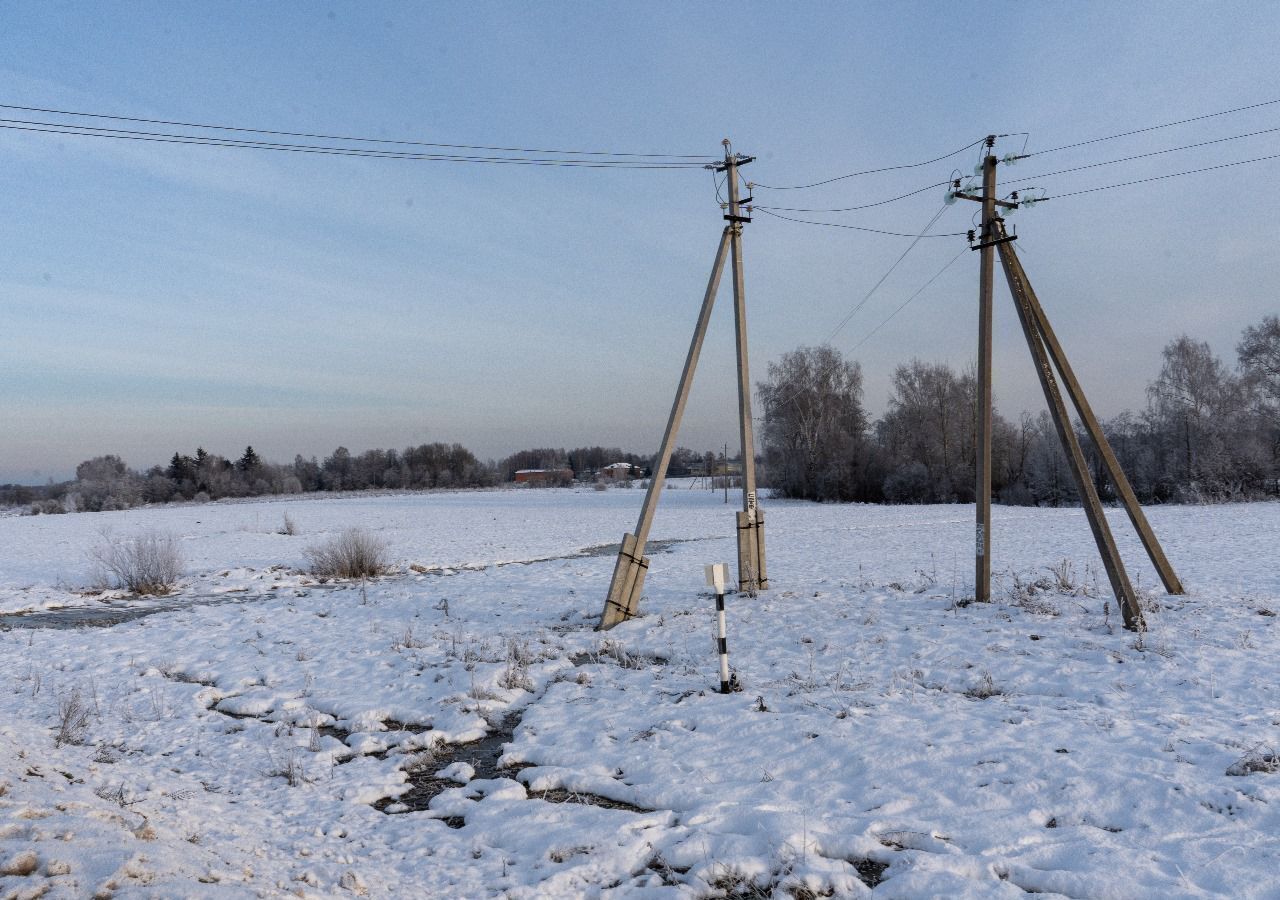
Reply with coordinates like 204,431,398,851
952,143,1180,629
975,137,997,602
598,140,765,629
724,144,767,593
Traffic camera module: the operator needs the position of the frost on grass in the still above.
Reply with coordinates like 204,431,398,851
305,528,388,579
88,530,182,595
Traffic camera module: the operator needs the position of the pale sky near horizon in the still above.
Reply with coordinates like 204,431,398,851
2,2,1278,483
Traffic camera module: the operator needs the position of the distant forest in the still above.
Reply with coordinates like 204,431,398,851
2,444,663,514
4,316,1276,514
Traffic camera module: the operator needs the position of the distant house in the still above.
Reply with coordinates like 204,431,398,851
600,462,641,481
513,468,573,486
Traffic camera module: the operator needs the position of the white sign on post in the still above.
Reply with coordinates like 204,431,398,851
704,563,729,593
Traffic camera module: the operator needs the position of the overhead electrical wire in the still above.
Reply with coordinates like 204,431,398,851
1005,124,1280,186
758,204,959,416
0,102,717,160
1028,96,1280,157
848,248,968,352
0,120,707,168
1039,150,1280,201
755,207,966,238
752,138,985,191
754,180,947,213
822,205,952,342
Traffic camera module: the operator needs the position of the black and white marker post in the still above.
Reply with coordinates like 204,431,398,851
705,563,731,693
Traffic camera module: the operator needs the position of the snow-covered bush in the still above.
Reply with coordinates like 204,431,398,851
89,531,183,595
305,528,388,579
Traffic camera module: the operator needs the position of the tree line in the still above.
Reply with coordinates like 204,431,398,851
4,443,668,514
6,315,1273,514
759,315,1280,505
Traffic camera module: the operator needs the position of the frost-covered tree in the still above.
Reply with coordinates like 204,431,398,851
878,360,977,502
758,345,870,502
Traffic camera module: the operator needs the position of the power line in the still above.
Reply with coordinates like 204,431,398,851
0,102,717,160
848,248,968,351
1040,150,1280,201
754,180,947,213
824,205,951,342
758,205,958,416
1029,97,1280,157
1006,124,1280,186
0,120,706,169
752,138,985,191
756,207,966,238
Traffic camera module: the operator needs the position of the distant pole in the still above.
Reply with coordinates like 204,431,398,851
975,135,997,602
723,442,729,503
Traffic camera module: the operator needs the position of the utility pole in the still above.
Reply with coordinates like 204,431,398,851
954,137,1017,602
598,140,766,629
975,136,996,603
724,141,767,593
953,144,1183,630
723,442,728,504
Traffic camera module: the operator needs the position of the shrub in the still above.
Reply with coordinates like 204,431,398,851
89,531,183,595
305,528,388,579
55,686,92,746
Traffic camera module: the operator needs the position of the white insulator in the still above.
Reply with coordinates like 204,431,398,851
1001,153,1019,166
944,190,957,206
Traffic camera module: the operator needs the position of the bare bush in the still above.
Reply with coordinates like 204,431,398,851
55,687,92,747
279,512,298,536
89,531,182,595
305,528,388,579
499,638,534,691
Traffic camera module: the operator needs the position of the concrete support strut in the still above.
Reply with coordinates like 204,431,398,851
1002,248,1185,596
598,228,732,630
996,222,1148,630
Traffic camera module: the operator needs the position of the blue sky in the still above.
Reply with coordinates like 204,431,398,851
2,2,1278,482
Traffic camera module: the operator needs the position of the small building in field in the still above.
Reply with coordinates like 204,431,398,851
513,468,573,486
601,462,642,481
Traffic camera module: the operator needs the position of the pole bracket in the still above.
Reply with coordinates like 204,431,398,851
971,234,1018,251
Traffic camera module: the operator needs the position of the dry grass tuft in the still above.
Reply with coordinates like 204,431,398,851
305,528,388,579
89,531,182,595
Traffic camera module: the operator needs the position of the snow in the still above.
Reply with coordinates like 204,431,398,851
1,487,1278,897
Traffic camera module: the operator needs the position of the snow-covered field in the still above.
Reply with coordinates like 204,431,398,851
1,487,1278,898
